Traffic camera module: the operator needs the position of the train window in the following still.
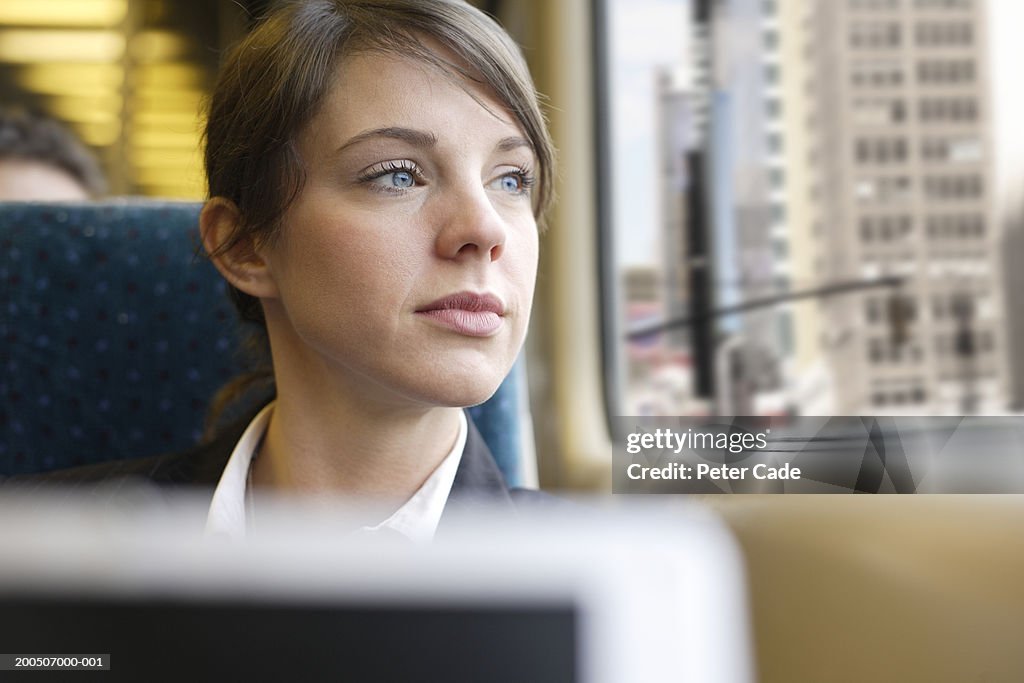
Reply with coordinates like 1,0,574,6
595,0,695,419
597,0,1024,418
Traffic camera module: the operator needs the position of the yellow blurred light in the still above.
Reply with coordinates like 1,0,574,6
130,130,201,149
134,63,205,89
48,108,118,126
132,110,200,128
130,143,201,161
134,91,204,113
0,0,127,27
15,63,124,95
136,172,206,199
130,151,201,169
135,98,204,117
45,94,123,123
69,120,121,147
0,29,124,62
130,30,191,62
134,166,203,183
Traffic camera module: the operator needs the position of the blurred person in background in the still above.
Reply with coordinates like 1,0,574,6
0,107,106,201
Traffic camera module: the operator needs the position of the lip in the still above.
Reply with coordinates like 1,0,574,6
415,291,506,337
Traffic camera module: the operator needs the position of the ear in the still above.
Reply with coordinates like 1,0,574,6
199,197,279,299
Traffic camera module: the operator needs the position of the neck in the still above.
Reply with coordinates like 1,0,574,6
251,394,462,499
249,304,465,499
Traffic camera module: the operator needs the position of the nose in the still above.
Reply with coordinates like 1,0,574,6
434,185,507,262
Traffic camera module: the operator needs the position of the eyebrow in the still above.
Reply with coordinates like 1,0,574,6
495,136,533,153
336,127,439,154
336,128,534,156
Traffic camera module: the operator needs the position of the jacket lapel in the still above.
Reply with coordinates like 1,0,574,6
438,412,517,529
9,408,520,527
173,409,517,516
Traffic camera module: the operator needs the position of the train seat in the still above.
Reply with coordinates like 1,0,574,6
0,200,532,485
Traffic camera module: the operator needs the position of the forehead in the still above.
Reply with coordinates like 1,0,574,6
301,50,526,150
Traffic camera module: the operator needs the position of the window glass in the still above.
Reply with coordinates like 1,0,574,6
599,0,1024,417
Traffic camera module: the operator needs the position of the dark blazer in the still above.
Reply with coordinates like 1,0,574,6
5,410,553,531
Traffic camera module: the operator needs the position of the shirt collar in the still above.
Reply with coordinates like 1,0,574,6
204,401,467,543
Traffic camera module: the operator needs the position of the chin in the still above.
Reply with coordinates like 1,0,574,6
403,365,507,409
397,345,517,408
427,377,505,409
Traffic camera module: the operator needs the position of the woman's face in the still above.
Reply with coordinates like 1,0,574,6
258,50,540,408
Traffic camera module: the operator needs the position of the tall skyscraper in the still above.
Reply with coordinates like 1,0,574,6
765,0,1006,413
758,0,836,413
656,66,694,354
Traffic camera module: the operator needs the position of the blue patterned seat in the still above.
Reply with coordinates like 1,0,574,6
1,201,528,485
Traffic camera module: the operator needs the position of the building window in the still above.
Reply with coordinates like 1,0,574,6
851,0,902,9
923,174,983,200
869,339,885,363
919,97,979,124
913,0,972,10
917,59,975,85
860,217,875,242
850,22,902,49
854,137,910,164
855,176,912,203
915,21,973,47
866,298,881,323
852,98,907,125
852,59,904,87
921,136,983,164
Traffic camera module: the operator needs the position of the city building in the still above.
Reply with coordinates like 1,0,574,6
765,0,1006,413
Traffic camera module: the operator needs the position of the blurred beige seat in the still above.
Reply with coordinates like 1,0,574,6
708,496,1024,683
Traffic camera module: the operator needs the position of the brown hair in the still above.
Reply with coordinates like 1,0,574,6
0,107,107,196
202,0,555,434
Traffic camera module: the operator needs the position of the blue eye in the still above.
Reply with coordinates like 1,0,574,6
390,170,415,188
500,175,521,193
359,161,422,193
490,168,534,196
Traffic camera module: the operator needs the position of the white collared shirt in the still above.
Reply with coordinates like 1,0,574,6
204,402,467,543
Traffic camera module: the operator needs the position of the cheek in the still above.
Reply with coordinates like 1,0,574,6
508,222,540,297
275,205,424,305
269,229,424,357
